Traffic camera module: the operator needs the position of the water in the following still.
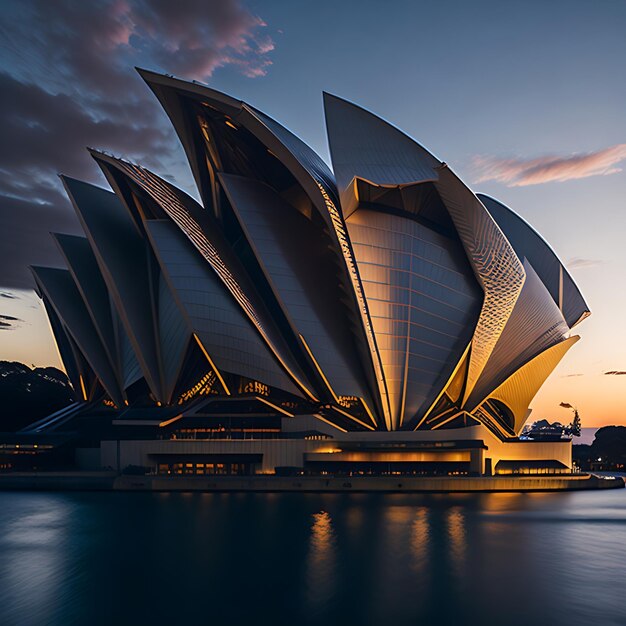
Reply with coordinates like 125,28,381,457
0,488,625,626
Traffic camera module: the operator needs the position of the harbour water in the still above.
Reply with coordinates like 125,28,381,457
0,486,625,626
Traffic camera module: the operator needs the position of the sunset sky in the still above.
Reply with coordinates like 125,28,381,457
0,0,624,428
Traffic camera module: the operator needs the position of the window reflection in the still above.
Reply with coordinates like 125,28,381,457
446,506,466,578
410,506,430,576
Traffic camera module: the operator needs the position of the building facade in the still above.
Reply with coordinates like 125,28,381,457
21,70,589,476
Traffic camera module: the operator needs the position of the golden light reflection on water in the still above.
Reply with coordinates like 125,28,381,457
481,492,525,514
306,510,337,611
410,506,430,576
446,506,466,577
385,504,412,524
383,504,413,570
345,505,363,533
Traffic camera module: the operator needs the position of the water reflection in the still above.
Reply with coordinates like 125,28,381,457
371,503,417,619
446,506,466,579
306,510,337,613
0,490,624,626
410,506,430,576
0,495,72,625
345,504,363,534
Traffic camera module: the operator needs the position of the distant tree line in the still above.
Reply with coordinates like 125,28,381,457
521,409,581,440
573,426,626,471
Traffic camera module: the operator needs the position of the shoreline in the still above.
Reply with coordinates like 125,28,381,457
0,472,623,493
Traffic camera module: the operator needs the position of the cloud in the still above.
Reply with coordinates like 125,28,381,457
560,374,584,378
0,0,274,97
124,0,274,80
0,314,22,330
472,143,626,187
0,0,274,289
604,371,626,376
0,292,17,299
566,257,605,271
0,72,174,286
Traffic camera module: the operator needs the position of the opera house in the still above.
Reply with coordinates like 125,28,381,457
18,69,590,480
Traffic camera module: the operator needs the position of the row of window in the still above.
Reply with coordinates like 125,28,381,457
495,467,567,475
156,462,251,476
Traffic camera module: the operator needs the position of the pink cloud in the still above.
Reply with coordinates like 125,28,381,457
122,0,275,81
566,257,604,270
472,143,626,187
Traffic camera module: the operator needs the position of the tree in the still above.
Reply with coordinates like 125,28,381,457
570,409,581,437
560,402,581,438
521,419,566,440
0,361,74,431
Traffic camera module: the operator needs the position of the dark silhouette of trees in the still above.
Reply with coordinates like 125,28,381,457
522,404,581,440
0,361,74,431
570,409,581,437
573,426,626,470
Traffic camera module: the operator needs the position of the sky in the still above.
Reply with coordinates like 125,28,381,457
0,0,624,428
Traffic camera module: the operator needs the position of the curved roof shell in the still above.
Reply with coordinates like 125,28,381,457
32,70,588,437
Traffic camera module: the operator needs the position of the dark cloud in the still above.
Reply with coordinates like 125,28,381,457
0,315,22,330
0,72,175,286
0,193,79,287
0,73,172,187
604,371,626,376
0,0,274,288
0,292,18,299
